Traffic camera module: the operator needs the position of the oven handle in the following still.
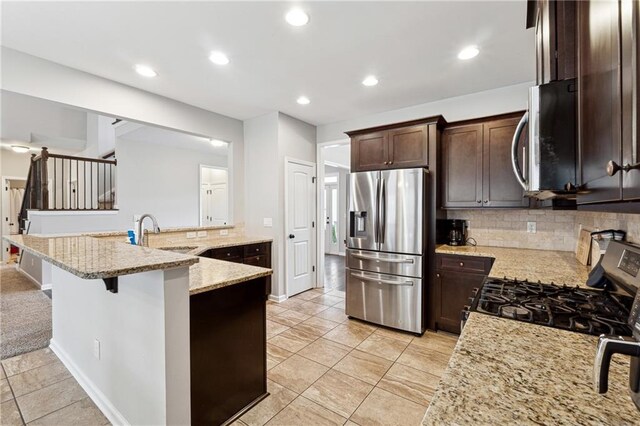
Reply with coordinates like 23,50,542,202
511,111,528,190
593,335,640,394
350,271,414,286
351,253,414,264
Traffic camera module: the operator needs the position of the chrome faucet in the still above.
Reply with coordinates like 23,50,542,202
137,214,161,246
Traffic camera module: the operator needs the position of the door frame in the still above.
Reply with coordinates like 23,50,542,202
315,140,350,288
2,175,28,262
199,164,230,227
323,177,340,255
284,157,317,296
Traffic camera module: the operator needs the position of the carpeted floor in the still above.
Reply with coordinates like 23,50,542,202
0,266,52,359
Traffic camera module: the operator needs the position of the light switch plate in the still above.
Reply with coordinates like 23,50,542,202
197,231,207,237
263,218,273,228
186,232,197,239
93,339,101,360
527,221,537,233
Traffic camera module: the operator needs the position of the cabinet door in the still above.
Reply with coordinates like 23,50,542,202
577,0,623,204
387,125,428,169
442,124,483,208
435,270,485,334
482,118,529,207
621,0,640,201
351,132,388,172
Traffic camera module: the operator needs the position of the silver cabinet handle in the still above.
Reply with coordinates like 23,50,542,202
350,272,413,286
351,253,414,264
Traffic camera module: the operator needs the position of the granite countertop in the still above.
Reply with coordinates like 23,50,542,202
436,244,590,286
189,257,272,295
148,234,273,255
423,313,639,425
4,234,198,279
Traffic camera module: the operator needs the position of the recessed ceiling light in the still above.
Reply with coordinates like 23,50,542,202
210,139,227,147
209,51,230,65
11,145,30,153
362,75,379,86
297,96,310,105
285,9,309,26
458,46,479,60
134,64,158,77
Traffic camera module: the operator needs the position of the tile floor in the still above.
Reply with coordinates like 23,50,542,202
0,348,109,425
243,287,458,426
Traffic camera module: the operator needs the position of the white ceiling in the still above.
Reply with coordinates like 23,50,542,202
1,1,534,126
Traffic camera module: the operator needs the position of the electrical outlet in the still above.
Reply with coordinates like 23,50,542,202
219,229,229,236
527,221,537,233
466,220,471,229
197,231,207,238
93,339,101,360
186,232,197,239
263,218,273,228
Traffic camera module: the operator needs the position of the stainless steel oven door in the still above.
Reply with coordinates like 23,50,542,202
345,268,422,333
346,249,423,278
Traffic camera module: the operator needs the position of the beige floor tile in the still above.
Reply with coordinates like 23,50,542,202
345,421,360,426
345,319,377,332
1,378,13,403
314,307,348,323
300,317,340,335
1,349,58,377
297,339,351,368
411,331,457,354
268,355,328,394
350,387,427,426
332,300,346,310
292,290,319,301
228,420,248,426
16,377,87,423
324,324,373,348
311,287,332,295
302,370,373,418
9,361,71,397
310,294,344,307
356,333,409,362
28,397,108,425
377,363,440,405
332,350,393,385
266,304,288,317
267,358,279,371
265,396,346,426
290,301,329,316
276,298,306,310
266,320,290,339
267,343,294,366
396,343,451,376
240,380,297,426
268,328,317,353
325,289,345,299
1,365,6,380
269,310,311,327
0,399,23,426
373,327,415,344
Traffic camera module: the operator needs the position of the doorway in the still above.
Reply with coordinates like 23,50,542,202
200,165,229,226
1,176,27,263
324,175,339,255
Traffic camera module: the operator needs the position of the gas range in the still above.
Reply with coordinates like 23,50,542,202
465,277,634,336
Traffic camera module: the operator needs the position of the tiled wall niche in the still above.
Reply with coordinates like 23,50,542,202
446,210,640,252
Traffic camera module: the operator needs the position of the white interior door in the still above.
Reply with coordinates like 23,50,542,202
286,160,316,297
324,183,339,255
200,166,228,226
210,182,228,225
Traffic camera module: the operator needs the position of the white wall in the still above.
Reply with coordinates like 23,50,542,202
244,112,316,297
324,165,348,256
1,47,245,224
316,81,532,142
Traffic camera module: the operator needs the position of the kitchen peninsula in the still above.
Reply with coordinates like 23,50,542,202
4,231,273,426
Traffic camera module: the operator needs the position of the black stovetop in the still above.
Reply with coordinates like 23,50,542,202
470,277,634,336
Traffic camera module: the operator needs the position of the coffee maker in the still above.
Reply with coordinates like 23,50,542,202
436,219,467,246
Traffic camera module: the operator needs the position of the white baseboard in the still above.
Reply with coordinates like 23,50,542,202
50,341,129,426
41,283,52,291
268,294,287,303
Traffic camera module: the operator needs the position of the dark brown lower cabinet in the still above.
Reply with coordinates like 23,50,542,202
434,254,493,334
203,242,272,290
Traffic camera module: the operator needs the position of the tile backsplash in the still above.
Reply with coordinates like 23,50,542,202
446,209,640,252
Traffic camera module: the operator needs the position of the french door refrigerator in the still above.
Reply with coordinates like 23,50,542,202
346,168,427,334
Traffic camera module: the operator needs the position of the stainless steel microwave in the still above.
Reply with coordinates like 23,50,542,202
511,79,577,200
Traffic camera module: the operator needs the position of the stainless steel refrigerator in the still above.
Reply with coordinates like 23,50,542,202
346,168,427,334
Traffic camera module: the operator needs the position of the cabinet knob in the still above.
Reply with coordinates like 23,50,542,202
436,273,440,278
483,200,488,204
476,200,481,204
384,161,389,165
459,262,464,267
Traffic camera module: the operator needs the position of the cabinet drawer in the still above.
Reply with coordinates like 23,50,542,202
244,254,270,268
208,246,243,260
244,243,270,257
437,254,492,274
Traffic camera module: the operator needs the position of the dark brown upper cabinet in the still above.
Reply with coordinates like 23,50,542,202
348,117,445,172
577,0,640,205
528,0,576,85
442,113,529,209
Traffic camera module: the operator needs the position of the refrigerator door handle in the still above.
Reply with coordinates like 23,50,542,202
351,253,415,264
380,177,386,244
374,177,381,243
349,271,414,287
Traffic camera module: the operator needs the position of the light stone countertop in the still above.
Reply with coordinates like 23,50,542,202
436,244,590,286
423,313,640,425
149,234,273,255
189,257,272,295
4,234,199,279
